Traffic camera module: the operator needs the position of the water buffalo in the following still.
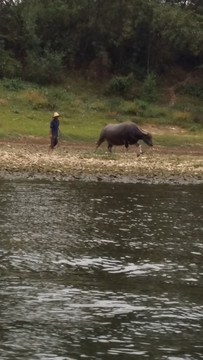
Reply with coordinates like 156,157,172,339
95,121,153,156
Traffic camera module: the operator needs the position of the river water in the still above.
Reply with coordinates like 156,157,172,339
0,179,202,360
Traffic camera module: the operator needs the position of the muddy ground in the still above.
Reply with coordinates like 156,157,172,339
0,137,202,184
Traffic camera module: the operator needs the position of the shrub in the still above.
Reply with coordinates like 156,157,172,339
122,102,138,116
174,111,191,126
2,78,28,91
20,90,48,109
24,49,64,85
183,84,203,98
107,97,121,112
135,99,148,111
0,50,22,78
122,100,148,116
141,73,158,102
106,73,134,97
46,88,75,102
191,113,203,125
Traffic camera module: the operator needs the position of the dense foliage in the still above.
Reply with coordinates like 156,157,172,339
0,0,202,84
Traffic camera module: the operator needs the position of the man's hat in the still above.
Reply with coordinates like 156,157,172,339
53,112,60,117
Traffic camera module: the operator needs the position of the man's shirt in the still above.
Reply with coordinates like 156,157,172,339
50,119,59,136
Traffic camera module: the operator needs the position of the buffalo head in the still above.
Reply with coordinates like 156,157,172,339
142,132,153,147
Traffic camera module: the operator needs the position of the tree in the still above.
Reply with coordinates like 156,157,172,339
0,0,202,82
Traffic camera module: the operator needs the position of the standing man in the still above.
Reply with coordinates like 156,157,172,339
50,112,60,150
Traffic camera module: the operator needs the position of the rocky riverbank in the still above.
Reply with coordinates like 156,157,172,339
0,138,202,184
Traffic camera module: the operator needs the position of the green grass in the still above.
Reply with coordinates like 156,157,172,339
154,134,203,147
0,76,202,146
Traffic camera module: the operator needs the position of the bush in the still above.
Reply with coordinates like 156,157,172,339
141,73,158,102
107,97,121,111
135,99,148,111
45,88,75,102
24,49,64,85
20,90,48,109
191,113,203,125
0,50,22,79
122,99,148,117
2,78,28,91
173,111,191,126
183,84,203,98
106,73,134,97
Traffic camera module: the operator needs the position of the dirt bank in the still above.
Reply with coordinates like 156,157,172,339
0,138,202,184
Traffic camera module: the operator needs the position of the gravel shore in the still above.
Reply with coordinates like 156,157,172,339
0,138,202,184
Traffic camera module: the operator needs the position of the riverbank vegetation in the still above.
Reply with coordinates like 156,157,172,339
0,0,202,147
0,75,202,147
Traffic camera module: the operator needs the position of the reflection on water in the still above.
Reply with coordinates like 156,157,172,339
0,179,202,360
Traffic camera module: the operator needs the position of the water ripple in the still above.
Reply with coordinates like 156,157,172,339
0,180,202,360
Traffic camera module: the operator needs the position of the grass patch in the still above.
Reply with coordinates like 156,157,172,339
0,76,203,147
154,134,203,147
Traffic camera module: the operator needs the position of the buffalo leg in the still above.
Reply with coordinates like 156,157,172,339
107,143,113,152
94,137,105,152
125,140,129,152
136,144,142,157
